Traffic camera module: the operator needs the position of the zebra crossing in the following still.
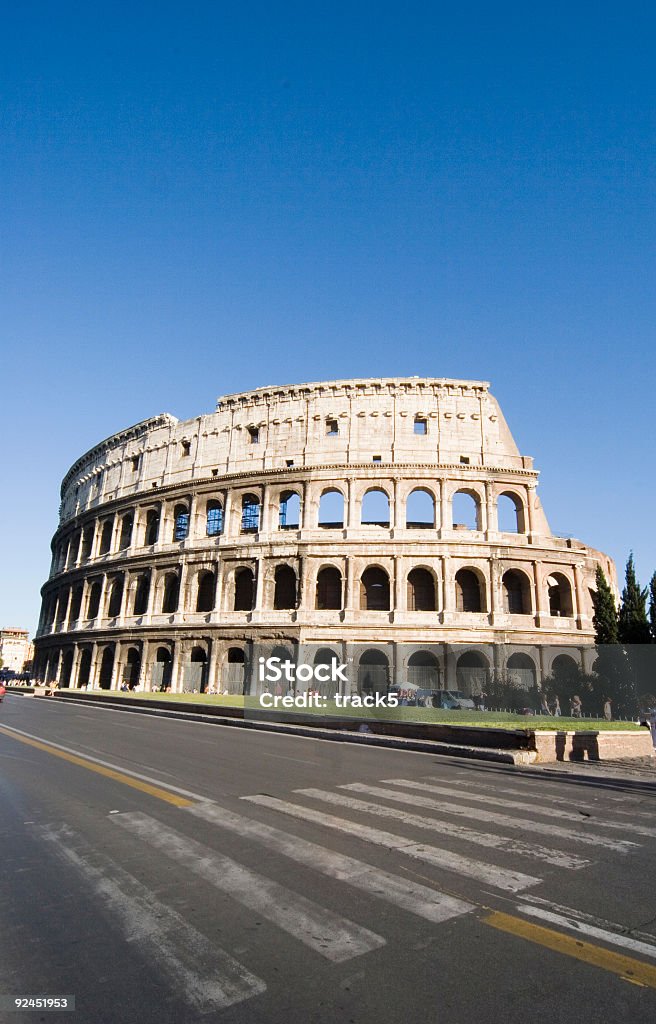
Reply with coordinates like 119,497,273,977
34,770,656,1015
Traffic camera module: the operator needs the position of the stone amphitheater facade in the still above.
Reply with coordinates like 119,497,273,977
33,377,616,695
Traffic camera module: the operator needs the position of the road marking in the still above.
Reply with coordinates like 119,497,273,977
242,795,540,892
482,910,656,989
516,905,656,960
296,787,588,869
38,823,265,1010
400,779,656,838
362,782,635,851
0,723,199,806
112,811,385,962
186,801,473,924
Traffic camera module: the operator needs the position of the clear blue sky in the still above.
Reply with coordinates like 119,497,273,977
2,1,655,636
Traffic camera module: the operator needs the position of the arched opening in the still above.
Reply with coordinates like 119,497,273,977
196,570,216,613
173,504,190,542
360,567,390,611
316,566,342,610
60,650,73,688
206,499,224,537
407,651,441,690
498,492,525,533
81,525,94,560
452,490,481,530
507,652,537,690
151,647,172,692
119,514,133,550
107,577,124,618
162,573,179,614
455,569,484,613
456,651,489,695
99,519,113,554
241,494,260,533
547,573,574,617
358,649,390,696
361,489,390,527
279,491,301,529
55,588,70,625
77,649,92,688
145,509,160,545
184,646,208,692
406,488,435,529
502,570,532,615
133,574,150,616
69,585,83,624
273,565,297,610
224,647,246,694
551,653,579,681
318,489,344,528
98,646,115,690
407,568,436,611
313,648,341,698
234,568,255,611
123,648,141,690
86,580,102,619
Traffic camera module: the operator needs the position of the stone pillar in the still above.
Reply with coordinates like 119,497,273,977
90,641,99,688
345,480,353,530
489,558,500,620
345,557,356,612
208,639,221,692
178,561,190,618
394,556,405,615
222,490,233,537
533,561,545,624
259,485,271,535
485,481,498,536
526,486,536,536
254,559,265,611
442,555,454,620
110,642,123,690
439,483,449,536
572,563,583,627
391,478,400,532
109,515,121,554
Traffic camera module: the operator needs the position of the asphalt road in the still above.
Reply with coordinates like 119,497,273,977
1,693,656,1024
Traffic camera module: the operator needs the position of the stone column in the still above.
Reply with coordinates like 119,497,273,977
259,485,271,535
394,556,405,615
485,481,498,536
533,560,545,625
442,555,454,620
208,639,221,692
254,559,265,611
222,490,233,537
572,563,583,627
439,483,449,537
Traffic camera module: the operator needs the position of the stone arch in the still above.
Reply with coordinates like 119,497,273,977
407,650,441,690
145,508,160,545
206,499,224,537
497,491,526,533
551,653,579,680
133,573,150,616
234,567,255,611
106,576,124,618
455,568,486,613
173,503,190,542
118,513,133,550
279,490,301,529
98,646,115,690
60,649,74,688
455,650,490,695
507,652,537,690
452,489,481,530
87,579,102,619
361,488,390,526
547,573,574,617
318,488,345,528
316,566,342,610
69,584,84,624
161,572,180,614
151,646,173,692
80,524,95,560
123,647,141,689
99,519,113,554
360,566,390,611
273,564,297,610
358,649,390,695
502,569,532,615
407,567,436,611
77,648,92,688
313,647,342,698
241,493,261,533
196,570,216,613
405,488,435,528
184,645,208,692
224,646,246,694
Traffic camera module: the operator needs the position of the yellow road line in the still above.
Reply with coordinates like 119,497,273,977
483,910,656,989
0,725,194,807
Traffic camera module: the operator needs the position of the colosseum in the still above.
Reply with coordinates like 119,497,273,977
33,377,616,697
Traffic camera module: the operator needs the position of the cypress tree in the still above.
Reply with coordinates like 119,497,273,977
592,565,619,644
649,571,656,643
592,564,636,716
617,554,650,713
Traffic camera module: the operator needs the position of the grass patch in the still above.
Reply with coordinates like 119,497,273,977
71,689,643,731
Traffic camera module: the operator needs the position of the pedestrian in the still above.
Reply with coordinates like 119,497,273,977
603,698,612,722
570,695,582,718
552,696,561,717
540,693,551,715
479,691,487,712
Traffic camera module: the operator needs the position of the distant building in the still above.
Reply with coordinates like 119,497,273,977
0,627,31,673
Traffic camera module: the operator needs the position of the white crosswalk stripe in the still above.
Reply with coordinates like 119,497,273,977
450,777,656,821
111,810,386,962
380,779,656,839
242,794,541,892
295,787,589,869
37,823,266,1012
185,800,474,924
345,783,635,851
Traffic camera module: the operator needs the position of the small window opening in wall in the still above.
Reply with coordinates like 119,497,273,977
286,459,294,467
460,456,470,464
326,419,339,436
248,426,260,444
211,468,219,477
414,417,428,435
181,440,191,457
131,456,140,472
372,455,382,463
